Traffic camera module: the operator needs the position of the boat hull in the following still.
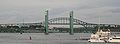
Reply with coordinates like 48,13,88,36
88,40,105,42
109,40,120,42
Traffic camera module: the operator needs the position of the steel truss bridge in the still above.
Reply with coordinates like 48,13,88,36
41,17,120,28
0,17,120,29
0,10,120,35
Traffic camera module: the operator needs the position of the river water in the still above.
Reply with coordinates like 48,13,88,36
0,33,119,44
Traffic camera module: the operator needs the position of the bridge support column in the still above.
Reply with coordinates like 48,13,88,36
45,10,49,35
69,11,74,35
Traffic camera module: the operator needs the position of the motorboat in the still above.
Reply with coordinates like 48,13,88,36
88,29,120,42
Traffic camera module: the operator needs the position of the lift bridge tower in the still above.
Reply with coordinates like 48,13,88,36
45,10,49,35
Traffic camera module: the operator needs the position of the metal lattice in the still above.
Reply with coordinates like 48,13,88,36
41,17,120,28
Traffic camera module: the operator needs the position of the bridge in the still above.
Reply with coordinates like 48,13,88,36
43,10,120,35
41,17,120,28
0,10,120,35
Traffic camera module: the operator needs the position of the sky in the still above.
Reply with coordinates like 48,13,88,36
0,0,120,24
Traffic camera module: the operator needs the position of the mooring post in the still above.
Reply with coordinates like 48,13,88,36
45,10,49,35
29,36,32,40
69,11,74,35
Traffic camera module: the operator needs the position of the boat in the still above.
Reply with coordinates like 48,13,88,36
88,29,120,42
108,35,120,42
88,29,110,42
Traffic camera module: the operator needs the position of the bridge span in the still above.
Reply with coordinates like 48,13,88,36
40,17,120,28
0,10,120,35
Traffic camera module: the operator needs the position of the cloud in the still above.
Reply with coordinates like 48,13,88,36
0,0,120,24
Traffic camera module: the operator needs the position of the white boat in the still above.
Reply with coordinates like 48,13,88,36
88,29,120,42
108,36,120,42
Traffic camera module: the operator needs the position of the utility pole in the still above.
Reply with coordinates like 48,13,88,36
45,10,49,35
69,11,74,35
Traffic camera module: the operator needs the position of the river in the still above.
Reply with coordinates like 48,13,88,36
0,33,119,44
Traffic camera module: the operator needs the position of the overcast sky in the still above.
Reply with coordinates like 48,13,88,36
0,0,120,24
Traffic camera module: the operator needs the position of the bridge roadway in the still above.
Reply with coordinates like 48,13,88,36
41,17,120,28
0,17,120,28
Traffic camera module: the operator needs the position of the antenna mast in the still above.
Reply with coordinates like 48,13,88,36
98,15,100,32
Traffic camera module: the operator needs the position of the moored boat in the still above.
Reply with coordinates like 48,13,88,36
88,29,120,42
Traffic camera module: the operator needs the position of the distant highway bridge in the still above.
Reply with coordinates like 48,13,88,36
0,10,120,35
0,17,120,29
41,17,120,28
